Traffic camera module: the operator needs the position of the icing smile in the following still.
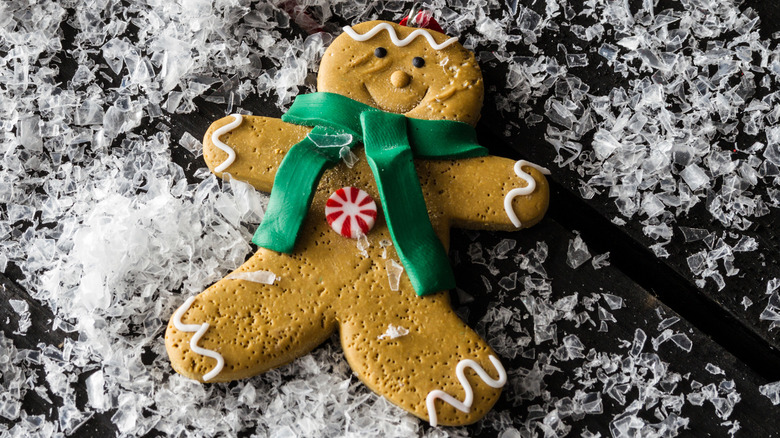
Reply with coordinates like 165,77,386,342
364,82,429,114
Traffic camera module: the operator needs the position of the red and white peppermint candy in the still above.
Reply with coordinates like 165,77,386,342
325,187,377,239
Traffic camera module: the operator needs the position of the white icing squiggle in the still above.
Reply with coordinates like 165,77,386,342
173,296,225,381
504,160,552,228
426,355,507,427
212,114,242,173
342,23,458,50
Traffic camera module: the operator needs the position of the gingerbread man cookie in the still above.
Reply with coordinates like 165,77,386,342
166,14,550,426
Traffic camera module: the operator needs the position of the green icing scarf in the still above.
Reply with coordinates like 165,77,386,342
252,92,488,296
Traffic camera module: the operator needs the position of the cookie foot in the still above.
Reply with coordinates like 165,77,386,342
165,251,337,382
338,292,504,426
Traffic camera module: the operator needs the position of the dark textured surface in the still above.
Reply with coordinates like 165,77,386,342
3,1,780,436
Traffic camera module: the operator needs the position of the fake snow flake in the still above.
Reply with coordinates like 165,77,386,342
591,252,610,269
658,317,680,331
759,285,780,329
706,363,725,376
670,333,694,353
767,278,780,295
356,233,370,257
179,132,203,156
565,53,589,68
652,329,674,351
680,227,711,243
225,270,278,285
566,234,592,269
598,306,617,323
602,293,623,310
759,381,780,405
680,165,711,192
386,259,404,291
629,329,647,357
498,272,518,290
377,324,410,340
9,299,31,335
0,333,35,422
85,371,108,412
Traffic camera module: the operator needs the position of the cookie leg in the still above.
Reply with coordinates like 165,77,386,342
165,250,336,382
338,292,506,426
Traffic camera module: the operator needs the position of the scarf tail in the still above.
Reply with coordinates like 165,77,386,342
361,111,456,296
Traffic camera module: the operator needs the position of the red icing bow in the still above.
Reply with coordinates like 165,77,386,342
400,10,444,34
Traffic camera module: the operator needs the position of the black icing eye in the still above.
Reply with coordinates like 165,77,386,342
374,47,387,58
412,56,425,68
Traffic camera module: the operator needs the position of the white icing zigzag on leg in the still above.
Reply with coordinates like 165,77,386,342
504,160,551,228
172,296,225,381
426,355,507,427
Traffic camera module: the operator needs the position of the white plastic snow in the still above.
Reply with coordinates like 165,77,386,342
0,0,771,436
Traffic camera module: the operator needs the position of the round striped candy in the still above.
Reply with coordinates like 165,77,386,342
325,187,378,239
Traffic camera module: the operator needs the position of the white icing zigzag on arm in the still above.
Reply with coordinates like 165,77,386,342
212,114,242,173
342,23,458,50
172,296,225,381
504,160,552,228
426,355,507,427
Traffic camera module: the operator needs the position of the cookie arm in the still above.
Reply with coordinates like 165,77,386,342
419,156,550,231
203,115,312,192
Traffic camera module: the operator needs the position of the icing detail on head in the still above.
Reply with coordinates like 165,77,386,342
342,23,458,50
212,114,242,173
504,160,552,228
426,355,507,427
172,296,225,381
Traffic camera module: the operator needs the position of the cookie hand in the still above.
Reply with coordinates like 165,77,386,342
504,160,551,229
203,115,312,192
419,156,550,231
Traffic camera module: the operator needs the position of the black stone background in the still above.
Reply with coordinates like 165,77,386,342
2,0,780,436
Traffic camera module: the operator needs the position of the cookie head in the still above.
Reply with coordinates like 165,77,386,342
318,20,484,126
